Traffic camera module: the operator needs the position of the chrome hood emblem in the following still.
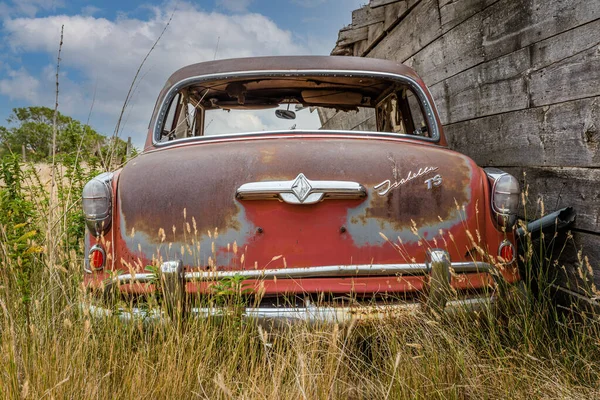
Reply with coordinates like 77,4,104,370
236,173,367,204
291,173,312,202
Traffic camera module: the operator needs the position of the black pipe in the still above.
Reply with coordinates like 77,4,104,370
516,206,576,242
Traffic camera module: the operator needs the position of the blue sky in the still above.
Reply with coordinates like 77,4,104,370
0,0,365,146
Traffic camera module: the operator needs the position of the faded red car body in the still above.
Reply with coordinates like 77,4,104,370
83,56,520,317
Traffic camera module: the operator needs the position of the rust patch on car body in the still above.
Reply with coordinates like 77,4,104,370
115,134,483,272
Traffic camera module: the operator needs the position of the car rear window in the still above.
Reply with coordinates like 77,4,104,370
156,75,433,143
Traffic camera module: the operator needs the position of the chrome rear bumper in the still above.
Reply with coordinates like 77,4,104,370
84,296,496,324
91,249,506,323
106,250,503,287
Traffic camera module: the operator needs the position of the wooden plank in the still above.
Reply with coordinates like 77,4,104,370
383,1,410,31
352,4,386,29
321,108,375,131
439,0,497,33
367,0,441,63
445,96,600,168
530,19,600,69
430,18,600,124
561,231,600,292
405,8,485,85
407,0,600,87
354,116,378,131
368,22,385,44
502,166,600,234
573,232,600,290
353,40,369,56
527,230,600,295
530,44,600,107
317,107,338,126
430,46,530,124
336,26,369,47
482,0,600,62
370,0,402,8
508,169,600,293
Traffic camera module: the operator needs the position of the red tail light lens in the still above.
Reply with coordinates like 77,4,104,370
498,241,515,264
89,245,106,270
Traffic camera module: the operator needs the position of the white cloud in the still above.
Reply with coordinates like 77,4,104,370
0,0,64,17
1,1,308,145
216,0,252,13
80,5,101,17
0,67,41,103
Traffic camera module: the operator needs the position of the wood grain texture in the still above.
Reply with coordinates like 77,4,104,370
429,19,600,124
429,46,530,124
321,108,376,131
336,26,369,47
529,230,600,295
370,0,403,8
503,166,600,234
439,0,497,33
383,1,409,31
530,44,600,107
445,97,600,168
482,0,600,61
368,22,385,44
408,0,600,87
352,3,386,29
367,0,441,63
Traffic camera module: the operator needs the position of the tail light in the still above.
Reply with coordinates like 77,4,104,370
88,245,106,270
82,172,113,236
498,240,515,264
485,168,520,228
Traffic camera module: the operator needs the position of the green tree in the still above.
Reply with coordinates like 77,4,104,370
0,106,129,163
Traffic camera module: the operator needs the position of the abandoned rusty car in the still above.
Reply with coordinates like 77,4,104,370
82,56,522,321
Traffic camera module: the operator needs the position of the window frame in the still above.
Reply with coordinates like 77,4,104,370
152,70,441,147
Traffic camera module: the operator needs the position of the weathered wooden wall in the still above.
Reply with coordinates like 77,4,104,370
329,0,600,296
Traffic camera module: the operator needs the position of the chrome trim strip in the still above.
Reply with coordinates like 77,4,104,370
149,130,441,152
84,295,495,323
151,69,440,146
109,261,498,285
236,173,367,204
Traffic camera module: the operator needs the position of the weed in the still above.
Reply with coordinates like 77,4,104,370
0,156,599,398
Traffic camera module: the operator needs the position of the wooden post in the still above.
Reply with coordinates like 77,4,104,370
21,144,26,162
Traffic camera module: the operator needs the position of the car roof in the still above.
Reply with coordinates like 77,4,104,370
150,56,424,118
166,56,421,83
145,56,442,149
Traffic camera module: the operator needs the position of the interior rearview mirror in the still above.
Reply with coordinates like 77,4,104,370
275,109,296,120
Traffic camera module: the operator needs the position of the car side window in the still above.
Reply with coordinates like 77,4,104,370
376,89,429,137
406,90,429,137
160,91,203,141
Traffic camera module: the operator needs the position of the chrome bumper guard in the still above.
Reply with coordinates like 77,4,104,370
95,249,505,323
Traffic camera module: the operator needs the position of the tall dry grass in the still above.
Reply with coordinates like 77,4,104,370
0,158,599,399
